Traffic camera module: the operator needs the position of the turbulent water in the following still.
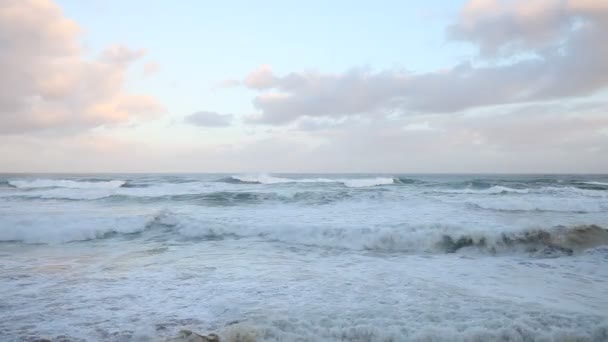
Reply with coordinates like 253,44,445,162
1,174,607,341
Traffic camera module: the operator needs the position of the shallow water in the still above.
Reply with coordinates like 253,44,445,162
1,174,607,341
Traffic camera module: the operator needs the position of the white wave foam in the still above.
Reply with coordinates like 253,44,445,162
0,210,158,243
540,186,608,197
232,174,395,187
342,177,395,187
9,179,126,189
232,174,301,184
5,203,605,252
581,181,608,186
437,185,608,198
438,185,529,194
0,181,225,200
25,189,115,200
208,319,608,342
464,195,606,212
159,212,607,255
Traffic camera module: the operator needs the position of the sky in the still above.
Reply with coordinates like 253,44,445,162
1,0,607,173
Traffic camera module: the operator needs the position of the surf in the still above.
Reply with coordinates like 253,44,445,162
8,179,126,189
220,174,397,187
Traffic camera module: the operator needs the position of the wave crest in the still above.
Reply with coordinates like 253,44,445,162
437,225,608,255
435,185,529,194
4,205,606,257
149,214,608,257
8,179,126,189
222,174,396,187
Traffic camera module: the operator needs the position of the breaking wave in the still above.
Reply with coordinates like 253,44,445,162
434,185,529,194
576,181,608,190
156,218,608,256
8,179,126,189
1,190,357,205
0,212,155,244
464,196,607,213
5,209,606,257
437,179,608,192
581,181,608,186
220,175,397,187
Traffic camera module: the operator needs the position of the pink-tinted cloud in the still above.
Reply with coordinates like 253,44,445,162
237,0,608,125
0,0,165,134
244,65,277,89
3,101,606,173
449,0,608,57
143,62,161,76
100,45,147,65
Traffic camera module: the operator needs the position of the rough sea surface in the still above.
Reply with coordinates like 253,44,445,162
1,174,607,341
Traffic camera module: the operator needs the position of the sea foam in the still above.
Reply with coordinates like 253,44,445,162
8,179,126,189
228,174,396,187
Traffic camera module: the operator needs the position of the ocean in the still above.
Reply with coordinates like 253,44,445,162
1,173,607,341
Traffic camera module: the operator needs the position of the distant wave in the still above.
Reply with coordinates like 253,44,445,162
118,181,148,188
109,191,286,205
215,176,261,184
579,181,608,188
463,192,607,212
148,191,352,205
221,175,397,187
0,189,356,205
430,185,607,198
393,177,419,184
580,181,608,185
433,185,529,194
439,179,608,192
3,176,605,209
8,179,126,189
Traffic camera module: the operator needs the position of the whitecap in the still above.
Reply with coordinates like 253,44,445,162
230,174,395,187
9,179,126,189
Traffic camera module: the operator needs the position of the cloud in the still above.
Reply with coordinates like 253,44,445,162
449,0,569,57
402,121,434,131
292,101,608,173
2,101,606,173
244,65,276,89
443,102,608,150
449,0,608,57
243,67,408,124
0,0,165,134
185,111,233,127
293,117,350,131
143,62,160,76
237,0,608,125
100,45,146,65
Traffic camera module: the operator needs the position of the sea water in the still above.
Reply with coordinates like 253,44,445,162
1,174,607,341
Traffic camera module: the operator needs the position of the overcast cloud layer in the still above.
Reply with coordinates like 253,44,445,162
185,111,233,127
